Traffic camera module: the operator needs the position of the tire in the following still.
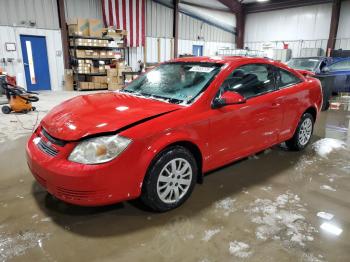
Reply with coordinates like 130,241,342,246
286,112,314,151
140,146,197,212
1,106,11,114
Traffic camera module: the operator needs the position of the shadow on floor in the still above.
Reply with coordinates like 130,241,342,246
31,144,308,238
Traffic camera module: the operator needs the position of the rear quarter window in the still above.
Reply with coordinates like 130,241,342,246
276,68,302,89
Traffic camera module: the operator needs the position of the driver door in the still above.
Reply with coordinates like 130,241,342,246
207,63,284,169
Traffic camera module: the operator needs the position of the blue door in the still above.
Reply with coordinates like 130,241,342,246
192,45,203,56
20,35,51,91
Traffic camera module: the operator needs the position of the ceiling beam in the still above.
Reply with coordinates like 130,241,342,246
244,0,333,13
181,1,231,12
217,0,242,14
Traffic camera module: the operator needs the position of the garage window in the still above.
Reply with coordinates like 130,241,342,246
221,64,276,99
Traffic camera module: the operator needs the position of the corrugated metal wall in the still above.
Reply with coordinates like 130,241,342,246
0,0,59,29
179,13,234,42
244,3,335,58
335,0,350,50
245,3,332,43
146,0,173,38
64,0,103,20
0,26,64,91
146,0,234,43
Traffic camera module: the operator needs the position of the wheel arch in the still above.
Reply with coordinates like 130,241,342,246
304,106,317,121
161,141,203,184
143,139,204,186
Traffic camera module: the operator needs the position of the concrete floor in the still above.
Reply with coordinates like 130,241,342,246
1,93,350,262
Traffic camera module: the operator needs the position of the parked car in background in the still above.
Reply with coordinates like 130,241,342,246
286,57,331,74
26,56,323,212
318,57,350,94
286,57,333,110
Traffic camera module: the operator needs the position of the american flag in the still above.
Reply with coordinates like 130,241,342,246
101,0,146,47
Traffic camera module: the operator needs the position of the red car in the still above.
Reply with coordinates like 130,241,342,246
26,56,322,212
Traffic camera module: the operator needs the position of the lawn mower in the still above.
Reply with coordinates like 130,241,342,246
0,75,39,114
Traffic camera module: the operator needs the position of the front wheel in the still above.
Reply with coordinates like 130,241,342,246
286,112,314,151
141,146,197,212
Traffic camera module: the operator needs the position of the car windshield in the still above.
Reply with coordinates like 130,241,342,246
122,62,222,104
286,58,321,72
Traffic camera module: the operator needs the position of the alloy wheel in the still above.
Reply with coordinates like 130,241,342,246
156,158,193,204
298,118,313,146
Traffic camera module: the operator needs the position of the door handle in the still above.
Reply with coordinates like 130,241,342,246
23,63,29,66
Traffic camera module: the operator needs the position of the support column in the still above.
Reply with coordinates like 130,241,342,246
326,0,341,53
236,9,245,49
57,0,69,69
217,0,244,49
173,0,179,58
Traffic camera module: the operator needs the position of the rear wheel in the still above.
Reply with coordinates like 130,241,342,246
141,146,197,212
286,112,314,151
1,106,11,114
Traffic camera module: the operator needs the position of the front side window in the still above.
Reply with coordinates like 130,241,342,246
220,64,275,99
275,68,302,89
123,62,222,104
329,60,350,71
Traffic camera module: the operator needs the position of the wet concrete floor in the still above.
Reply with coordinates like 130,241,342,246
1,96,350,262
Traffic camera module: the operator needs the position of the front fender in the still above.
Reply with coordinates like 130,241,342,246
133,129,206,195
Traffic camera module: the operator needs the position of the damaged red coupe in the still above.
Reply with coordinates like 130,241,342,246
26,56,323,211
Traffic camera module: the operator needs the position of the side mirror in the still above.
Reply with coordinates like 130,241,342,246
212,91,246,109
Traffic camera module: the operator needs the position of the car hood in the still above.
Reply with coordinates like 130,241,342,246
41,92,181,141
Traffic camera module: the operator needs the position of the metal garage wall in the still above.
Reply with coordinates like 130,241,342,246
245,3,332,42
64,0,103,20
145,0,235,64
0,0,59,29
335,0,350,50
179,13,234,43
244,3,332,58
0,26,64,91
146,0,173,38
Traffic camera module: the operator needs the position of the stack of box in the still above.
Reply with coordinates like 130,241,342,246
68,18,128,91
67,18,89,36
68,18,104,38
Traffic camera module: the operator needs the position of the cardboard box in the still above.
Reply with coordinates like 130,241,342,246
89,19,104,37
107,76,123,84
99,66,106,73
75,50,85,58
90,67,99,74
107,69,118,77
64,69,74,91
67,18,89,36
84,50,94,58
92,51,100,59
108,83,123,91
79,82,90,89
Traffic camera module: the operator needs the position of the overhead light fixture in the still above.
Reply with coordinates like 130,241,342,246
257,0,269,2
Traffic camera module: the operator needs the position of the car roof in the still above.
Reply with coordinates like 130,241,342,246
171,56,276,65
289,57,326,60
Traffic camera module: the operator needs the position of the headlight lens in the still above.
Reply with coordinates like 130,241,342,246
68,135,131,164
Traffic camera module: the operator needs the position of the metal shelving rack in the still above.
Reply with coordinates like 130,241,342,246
69,35,125,91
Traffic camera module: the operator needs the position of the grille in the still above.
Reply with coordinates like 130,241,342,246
41,128,67,147
56,186,102,200
37,139,59,157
